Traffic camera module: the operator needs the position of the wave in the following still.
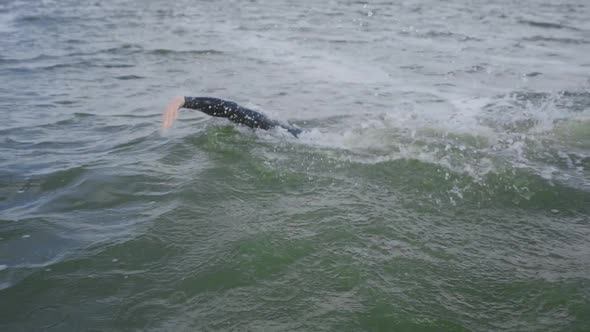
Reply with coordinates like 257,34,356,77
522,36,589,45
181,122,588,213
238,88,589,195
398,28,483,42
65,45,224,58
0,53,61,65
148,49,224,56
517,19,578,31
114,75,145,80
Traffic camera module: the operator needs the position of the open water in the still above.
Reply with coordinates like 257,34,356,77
1,0,589,330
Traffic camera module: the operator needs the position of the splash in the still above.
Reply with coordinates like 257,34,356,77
254,88,590,192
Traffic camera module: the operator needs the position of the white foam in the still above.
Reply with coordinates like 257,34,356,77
260,88,590,188
226,28,590,188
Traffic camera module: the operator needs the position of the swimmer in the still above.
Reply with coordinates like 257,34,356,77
162,96,302,137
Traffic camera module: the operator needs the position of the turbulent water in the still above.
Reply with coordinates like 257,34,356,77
1,0,589,330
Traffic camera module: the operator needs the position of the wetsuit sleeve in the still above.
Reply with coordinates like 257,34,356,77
183,97,276,129
183,97,238,117
182,96,302,137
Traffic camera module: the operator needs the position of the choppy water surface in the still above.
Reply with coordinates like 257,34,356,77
1,0,590,330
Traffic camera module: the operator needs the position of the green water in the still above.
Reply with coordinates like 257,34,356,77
3,126,588,330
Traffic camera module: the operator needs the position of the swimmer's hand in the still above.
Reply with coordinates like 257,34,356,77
162,96,185,130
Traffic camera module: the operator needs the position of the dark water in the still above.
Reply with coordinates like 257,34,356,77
1,0,590,330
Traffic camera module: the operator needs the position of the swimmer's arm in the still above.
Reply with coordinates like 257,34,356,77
163,96,240,130
162,96,185,130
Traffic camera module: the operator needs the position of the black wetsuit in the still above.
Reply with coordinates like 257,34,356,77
183,97,302,137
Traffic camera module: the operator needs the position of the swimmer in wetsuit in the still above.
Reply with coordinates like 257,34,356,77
162,96,302,137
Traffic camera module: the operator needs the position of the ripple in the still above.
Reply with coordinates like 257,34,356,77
114,75,145,80
103,63,135,68
148,49,225,56
522,35,589,45
517,19,578,30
